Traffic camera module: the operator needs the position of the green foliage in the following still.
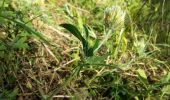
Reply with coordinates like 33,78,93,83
60,23,100,57
0,0,49,99
0,0,170,100
0,88,18,100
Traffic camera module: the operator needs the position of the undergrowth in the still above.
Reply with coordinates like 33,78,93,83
0,0,170,100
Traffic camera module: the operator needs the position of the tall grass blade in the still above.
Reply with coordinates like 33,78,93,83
93,39,100,52
0,15,50,44
83,24,89,40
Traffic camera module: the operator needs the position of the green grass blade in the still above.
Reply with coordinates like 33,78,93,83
13,19,49,43
83,24,89,40
0,15,50,44
93,39,100,52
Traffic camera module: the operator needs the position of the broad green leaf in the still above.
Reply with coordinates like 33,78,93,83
60,23,86,44
60,23,91,57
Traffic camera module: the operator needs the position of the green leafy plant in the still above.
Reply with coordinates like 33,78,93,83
0,1,50,99
60,23,99,57
0,0,170,99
